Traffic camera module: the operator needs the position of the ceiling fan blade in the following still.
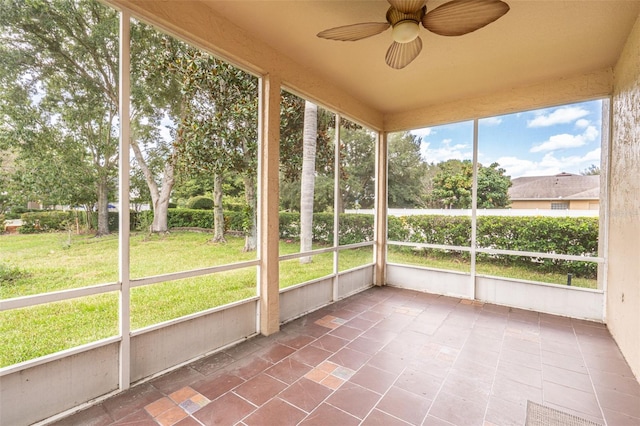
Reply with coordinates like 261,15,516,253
388,0,426,14
422,0,509,36
317,22,390,41
385,37,422,69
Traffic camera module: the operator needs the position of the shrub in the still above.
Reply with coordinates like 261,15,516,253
388,214,599,278
186,196,214,210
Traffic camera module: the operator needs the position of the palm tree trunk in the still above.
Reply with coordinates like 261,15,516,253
299,101,317,263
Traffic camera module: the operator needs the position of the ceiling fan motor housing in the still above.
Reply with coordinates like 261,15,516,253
387,6,426,43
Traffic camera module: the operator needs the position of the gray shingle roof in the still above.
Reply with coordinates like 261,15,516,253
509,173,599,200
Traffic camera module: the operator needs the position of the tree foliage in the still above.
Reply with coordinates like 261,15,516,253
0,0,120,235
430,159,511,209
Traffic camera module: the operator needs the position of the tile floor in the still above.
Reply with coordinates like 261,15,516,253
52,286,640,426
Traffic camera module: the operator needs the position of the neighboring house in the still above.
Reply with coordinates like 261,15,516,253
509,172,600,210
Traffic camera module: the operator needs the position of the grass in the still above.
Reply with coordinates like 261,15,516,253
0,231,373,366
387,246,598,289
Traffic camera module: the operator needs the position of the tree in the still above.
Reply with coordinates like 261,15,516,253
477,162,511,208
172,47,258,250
0,0,120,235
340,125,376,210
580,164,600,175
387,132,429,208
431,160,511,209
299,101,317,263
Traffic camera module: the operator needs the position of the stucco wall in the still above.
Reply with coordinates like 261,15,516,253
510,200,598,210
609,13,640,380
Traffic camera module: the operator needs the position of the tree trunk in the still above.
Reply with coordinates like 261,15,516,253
243,173,257,252
299,101,317,263
96,174,110,236
212,172,226,243
131,140,175,233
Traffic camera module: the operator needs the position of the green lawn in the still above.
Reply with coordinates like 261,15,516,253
0,231,372,366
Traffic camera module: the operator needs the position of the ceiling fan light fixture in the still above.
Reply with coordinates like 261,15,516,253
392,20,419,43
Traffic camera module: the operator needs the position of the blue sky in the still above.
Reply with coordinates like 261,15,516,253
410,99,603,178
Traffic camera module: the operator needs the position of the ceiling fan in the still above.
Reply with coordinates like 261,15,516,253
317,0,510,69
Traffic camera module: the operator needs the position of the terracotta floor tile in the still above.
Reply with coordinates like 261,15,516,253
234,373,288,406
102,383,164,422
168,387,198,404
329,325,363,340
279,378,333,412
367,350,409,375
227,356,273,380
328,347,371,371
312,334,349,353
191,351,235,376
144,397,176,417
542,381,602,419
361,408,410,426
594,386,640,418
259,343,296,363
590,368,640,396
192,372,244,401
542,364,593,392
430,390,487,426
243,398,307,426
154,405,188,426
376,386,432,425
265,357,312,384
317,360,339,373
484,395,527,426
151,367,204,396
174,417,200,426
394,367,444,400
497,359,543,388
110,409,157,426
602,407,640,426
326,382,381,419
292,345,333,367
193,392,256,425
347,336,387,355
51,404,113,426
299,402,360,426
344,316,376,331
320,374,345,390
278,333,315,350
492,375,543,407
349,365,398,394
304,368,329,383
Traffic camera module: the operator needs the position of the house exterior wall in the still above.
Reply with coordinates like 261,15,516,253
510,200,599,210
609,13,640,380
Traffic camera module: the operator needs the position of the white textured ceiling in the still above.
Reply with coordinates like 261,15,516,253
202,0,640,116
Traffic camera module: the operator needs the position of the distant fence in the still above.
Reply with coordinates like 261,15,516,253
346,208,599,217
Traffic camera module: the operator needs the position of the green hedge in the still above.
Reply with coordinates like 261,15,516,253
20,211,125,233
387,214,598,278
279,212,373,245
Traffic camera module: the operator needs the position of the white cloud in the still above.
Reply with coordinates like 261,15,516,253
497,148,601,178
527,106,590,128
530,126,599,153
480,117,502,126
420,139,471,163
410,127,433,139
575,118,590,129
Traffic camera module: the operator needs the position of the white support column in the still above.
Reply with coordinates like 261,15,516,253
118,10,131,391
470,119,479,300
259,75,281,336
374,131,388,286
333,115,341,300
